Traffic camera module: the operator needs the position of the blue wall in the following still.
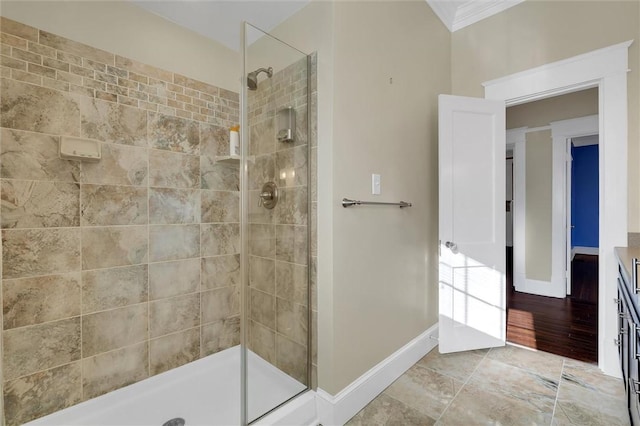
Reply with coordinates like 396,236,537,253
571,144,599,248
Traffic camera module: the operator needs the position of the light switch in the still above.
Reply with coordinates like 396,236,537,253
372,174,381,195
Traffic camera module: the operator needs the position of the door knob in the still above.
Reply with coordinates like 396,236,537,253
445,241,457,251
258,182,278,210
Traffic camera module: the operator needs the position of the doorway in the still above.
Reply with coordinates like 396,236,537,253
503,90,599,363
438,40,629,378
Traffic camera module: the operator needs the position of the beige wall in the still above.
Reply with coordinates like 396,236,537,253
0,1,240,91
452,0,640,232
507,88,598,129
525,130,553,281
267,0,449,395
328,0,448,394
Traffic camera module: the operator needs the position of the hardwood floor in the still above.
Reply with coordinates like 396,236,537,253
506,248,598,363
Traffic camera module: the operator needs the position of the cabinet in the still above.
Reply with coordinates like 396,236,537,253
616,248,640,426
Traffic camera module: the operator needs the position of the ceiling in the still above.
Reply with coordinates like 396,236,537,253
132,1,311,51
133,0,525,51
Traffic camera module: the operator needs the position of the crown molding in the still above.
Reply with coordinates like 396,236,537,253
426,0,525,32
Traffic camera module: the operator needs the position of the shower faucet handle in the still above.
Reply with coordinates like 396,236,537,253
258,191,271,207
258,182,278,210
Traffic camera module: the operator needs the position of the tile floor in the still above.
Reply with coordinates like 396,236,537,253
345,344,629,426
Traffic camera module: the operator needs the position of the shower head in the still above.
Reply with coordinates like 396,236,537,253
247,66,273,90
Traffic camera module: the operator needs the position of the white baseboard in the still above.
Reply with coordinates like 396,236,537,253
256,390,318,426
316,324,439,426
571,246,599,259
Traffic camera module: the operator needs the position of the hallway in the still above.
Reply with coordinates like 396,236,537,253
346,344,627,425
507,250,598,363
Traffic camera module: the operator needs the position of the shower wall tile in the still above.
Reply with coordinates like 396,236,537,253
200,123,229,158
201,190,239,223
276,334,307,384
311,307,317,367
82,304,147,357
248,154,275,190
81,226,148,270
39,30,113,64
276,145,308,188
200,158,239,191
201,287,239,324
276,187,308,225
80,184,147,226
310,91,317,148
250,320,275,365
149,327,200,375
201,317,240,357
311,202,317,257
149,113,200,154
82,342,148,400
249,118,275,156
81,143,148,187
1,180,80,228
0,79,80,136
2,228,81,279
149,258,200,300
249,223,275,258
80,98,147,147
116,56,171,83
149,150,200,189
201,223,240,257
3,273,81,329
201,254,240,290
276,261,308,307
149,187,200,224
311,257,317,312
250,256,275,294
0,17,38,43
3,317,81,381
276,225,307,265
248,189,275,224
276,298,308,346
250,288,276,330
0,17,250,423
310,147,317,201
149,224,200,262
81,265,148,313
3,362,82,426
150,293,200,338
0,129,80,182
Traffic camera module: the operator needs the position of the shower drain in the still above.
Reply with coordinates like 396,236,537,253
162,418,185,426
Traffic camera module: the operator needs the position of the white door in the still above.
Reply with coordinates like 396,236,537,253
438,94,506,353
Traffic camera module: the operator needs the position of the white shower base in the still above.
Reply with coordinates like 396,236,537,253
26,347,307,426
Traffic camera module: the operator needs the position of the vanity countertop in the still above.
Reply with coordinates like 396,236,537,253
615,247,640,290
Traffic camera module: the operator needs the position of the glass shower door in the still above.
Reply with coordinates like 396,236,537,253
241,23,311,424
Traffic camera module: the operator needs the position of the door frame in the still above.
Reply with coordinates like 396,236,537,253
483,40,631,378
549,115,599,295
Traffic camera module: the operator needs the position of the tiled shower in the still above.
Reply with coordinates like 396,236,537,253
0,15,317,426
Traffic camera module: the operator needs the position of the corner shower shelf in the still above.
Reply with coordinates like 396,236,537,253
215,155,255,164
